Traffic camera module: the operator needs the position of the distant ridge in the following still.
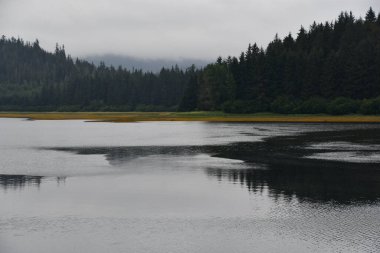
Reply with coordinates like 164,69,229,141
85,54,208,73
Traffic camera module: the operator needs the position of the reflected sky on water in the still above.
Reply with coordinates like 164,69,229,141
1,119,380,253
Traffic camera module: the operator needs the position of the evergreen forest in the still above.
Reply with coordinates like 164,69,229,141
1,8,380,114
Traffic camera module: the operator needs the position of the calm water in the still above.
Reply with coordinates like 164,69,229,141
0,118,380,253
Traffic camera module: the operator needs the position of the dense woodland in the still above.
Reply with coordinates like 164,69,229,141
180,8,380,114
1,8,380,114
0,38,193,111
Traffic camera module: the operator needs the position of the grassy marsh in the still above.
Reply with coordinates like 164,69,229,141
2,111,380,123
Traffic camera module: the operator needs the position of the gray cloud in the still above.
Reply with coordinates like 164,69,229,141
1,0,379,60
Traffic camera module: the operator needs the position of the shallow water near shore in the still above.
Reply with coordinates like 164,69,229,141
1,118,380,253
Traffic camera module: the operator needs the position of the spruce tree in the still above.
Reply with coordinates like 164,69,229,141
365,7,376,23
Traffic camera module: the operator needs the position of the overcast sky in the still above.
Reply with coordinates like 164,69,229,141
1,0,379,60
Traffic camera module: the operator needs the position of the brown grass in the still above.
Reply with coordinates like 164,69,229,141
1,111,380,123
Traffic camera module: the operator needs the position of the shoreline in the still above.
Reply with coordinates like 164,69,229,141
2,112,380,123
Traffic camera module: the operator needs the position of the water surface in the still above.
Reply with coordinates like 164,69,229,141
1,118,380,253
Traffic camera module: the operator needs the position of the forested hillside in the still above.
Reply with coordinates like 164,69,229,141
0,37,194,111
180,8,380,114
1,8,380,114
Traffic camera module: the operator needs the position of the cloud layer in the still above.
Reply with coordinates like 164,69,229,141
1,0,379,60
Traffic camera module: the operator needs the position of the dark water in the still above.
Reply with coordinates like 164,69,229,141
0,119,380,252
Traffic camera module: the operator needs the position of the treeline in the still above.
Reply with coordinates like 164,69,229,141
1,8,380,114
0,36,194,111
180,8,380,114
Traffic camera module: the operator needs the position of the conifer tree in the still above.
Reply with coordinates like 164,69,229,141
365,7,376,23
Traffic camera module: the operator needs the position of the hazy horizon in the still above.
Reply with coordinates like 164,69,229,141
85,54,209,72
1,0,379,61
